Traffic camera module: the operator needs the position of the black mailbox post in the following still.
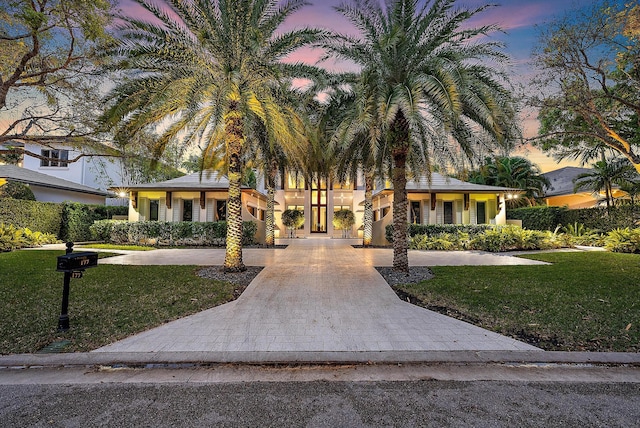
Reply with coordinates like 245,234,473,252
56,242,98,331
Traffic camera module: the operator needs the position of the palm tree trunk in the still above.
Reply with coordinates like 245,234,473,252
391,112,410,272
363,168,374,247
265,161,277,247
223,103,246,272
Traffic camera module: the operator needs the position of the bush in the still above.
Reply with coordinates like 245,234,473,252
508,205,639,232
0,199,63,236
468,225,562,252
386,223,492,243
60,202,129,242
410,232,469,250
90,220,258,246
604,228,640,253
0,223,59,252
0,181,35,200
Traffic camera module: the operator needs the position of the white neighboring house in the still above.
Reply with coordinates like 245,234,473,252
0,164,109,204
5,141,127,205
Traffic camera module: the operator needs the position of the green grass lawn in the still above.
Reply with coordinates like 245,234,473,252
0,250,243,354
395,252,640,352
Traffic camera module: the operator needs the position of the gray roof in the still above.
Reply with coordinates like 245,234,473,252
0,165,109,196
123,171,267,197
376,172,518,194
542,166,592,197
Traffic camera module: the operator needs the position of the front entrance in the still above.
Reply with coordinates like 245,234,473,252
311,179,327,233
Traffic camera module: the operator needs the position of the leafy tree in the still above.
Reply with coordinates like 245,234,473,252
101,0,324,271
573,158,635,212
0,0,113,161
467,157,549,207
531,2,640,172
332,209,355,238
281,209,304,238
324,0,517,271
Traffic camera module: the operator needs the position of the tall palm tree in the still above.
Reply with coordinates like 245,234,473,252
325,0,517,271
101,0,324,271
574,158,635,212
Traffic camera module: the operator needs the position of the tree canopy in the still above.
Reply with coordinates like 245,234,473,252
531,1,640,172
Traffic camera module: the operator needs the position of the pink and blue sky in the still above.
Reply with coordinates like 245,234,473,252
116,0,616,171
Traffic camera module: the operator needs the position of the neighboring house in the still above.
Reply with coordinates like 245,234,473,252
0,164,109,204
542,166,627,209
9,141,127,205
120,171,270,243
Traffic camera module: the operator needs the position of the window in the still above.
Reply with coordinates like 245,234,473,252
444,201,454,224
258,209,265,221
215,200,227,221
149,200,159,221
40,149,69,167
182,199,193,221
382,206,390,218
477,201,487,224
287,173,305,190
410,201,421,224
333,180,352,190
334,205,350,212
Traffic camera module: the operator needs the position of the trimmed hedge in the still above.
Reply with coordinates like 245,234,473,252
0,199,127,241
0,199,63,236
385,223,493,243
90,220,258,246
507,205,639,232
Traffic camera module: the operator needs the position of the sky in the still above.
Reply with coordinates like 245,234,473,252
116,0,614,172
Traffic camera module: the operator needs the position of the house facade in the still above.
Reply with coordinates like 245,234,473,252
123,170,516,245
122,171,270,243
542,166,628,209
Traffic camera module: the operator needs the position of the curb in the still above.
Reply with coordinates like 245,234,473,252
2,351,639,369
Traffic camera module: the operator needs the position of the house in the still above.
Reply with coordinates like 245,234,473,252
0,164,109,204
123,170,518,245
3,140,127,205
120,171,270,243
369,173,518,245
542,166,627,209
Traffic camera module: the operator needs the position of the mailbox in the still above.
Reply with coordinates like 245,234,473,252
56,252,99,272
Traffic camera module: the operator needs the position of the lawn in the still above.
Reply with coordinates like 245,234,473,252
0,250,244,354
395,252,640,352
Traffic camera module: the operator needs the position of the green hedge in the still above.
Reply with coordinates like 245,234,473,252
385,223,493,243
507,205,639,232
0,199,63,236
90,220,258,246
0,199,127,240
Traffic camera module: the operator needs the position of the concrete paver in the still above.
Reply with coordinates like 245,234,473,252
93,238,540,355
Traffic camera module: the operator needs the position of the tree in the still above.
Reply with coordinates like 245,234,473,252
531,2,640,172
0,0,113,160
467,157,550,207
281,209,304,238
573,157,635,212
325,0,517,271
101,0,324,271
332,209,355,238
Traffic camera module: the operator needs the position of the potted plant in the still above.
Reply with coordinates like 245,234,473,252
282,209,304,238
332,209,355,238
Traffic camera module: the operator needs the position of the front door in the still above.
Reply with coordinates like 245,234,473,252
311,178,327,233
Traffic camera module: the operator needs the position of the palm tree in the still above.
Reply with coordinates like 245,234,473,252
325,0,517,271
574,158,635,212
101,0,324,271
469,157,549,207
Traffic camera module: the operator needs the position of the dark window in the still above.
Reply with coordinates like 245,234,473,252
410,201,421,224
444,201,454,224
183,199,193,221
216,200,227,221
40,149,68,167
477,201,486,224
149,200,159,221
382,206,390,218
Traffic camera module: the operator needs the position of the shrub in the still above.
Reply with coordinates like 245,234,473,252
90,220,257,246
410,232,468,250
468,225,562,252
604,228,640,253
508,205,639,232
0,199,63,236
0,181,35,200
0,223,59,252
386,223,492,243
60,202,129,242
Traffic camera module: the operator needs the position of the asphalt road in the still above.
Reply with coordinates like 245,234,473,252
2,380,639,427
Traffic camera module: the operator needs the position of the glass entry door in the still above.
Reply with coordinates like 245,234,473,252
311,179,327,233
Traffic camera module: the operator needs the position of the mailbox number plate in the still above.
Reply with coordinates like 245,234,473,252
56,252,99,272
